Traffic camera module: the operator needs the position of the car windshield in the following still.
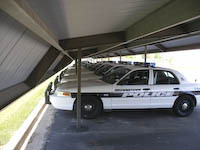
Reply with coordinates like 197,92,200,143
101,67,131,84
95,64,113,76
89,63,102,71
104,66,124,76
94,64,105,71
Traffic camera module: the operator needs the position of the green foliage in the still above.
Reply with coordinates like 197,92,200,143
0,74,57,146
154,53,162,59
0,85,47,146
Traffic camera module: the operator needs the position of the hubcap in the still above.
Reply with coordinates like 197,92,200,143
182,103,188,110
84,104,93,111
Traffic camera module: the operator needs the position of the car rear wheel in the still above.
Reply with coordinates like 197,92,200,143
74,96,102,119
173,95,194,117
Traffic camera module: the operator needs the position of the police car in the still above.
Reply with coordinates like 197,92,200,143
59,63,126,83
62,66,92,76
53,63,113,90
62,62,101,76
46,64,200,119
61,63,111,79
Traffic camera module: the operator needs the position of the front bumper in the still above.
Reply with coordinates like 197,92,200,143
49,94,76,110
45,81,75,110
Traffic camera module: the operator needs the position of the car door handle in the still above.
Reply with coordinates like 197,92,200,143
143,88,150,91
173,88,179,90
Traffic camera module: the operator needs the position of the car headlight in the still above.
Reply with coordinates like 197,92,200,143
56,92,71,97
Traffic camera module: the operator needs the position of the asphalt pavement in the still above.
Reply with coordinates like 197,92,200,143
26,106,200,150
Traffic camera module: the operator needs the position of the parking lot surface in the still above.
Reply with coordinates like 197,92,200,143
27,106,200,150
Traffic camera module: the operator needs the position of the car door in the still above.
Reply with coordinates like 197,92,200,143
150,69,181,108
112,69,151,109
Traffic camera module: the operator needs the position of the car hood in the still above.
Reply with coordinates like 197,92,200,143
61,74,100,83
56,80,113,93
64,71,93,76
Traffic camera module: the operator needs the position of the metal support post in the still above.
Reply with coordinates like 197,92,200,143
76,49,82,128
119,51,122,62
75,59,78,75
144,46,147,63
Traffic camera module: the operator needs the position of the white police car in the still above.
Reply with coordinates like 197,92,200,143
52,63,113,90
62,67,92,76
60,63,126,83
61,63,110,79
46,65,200,119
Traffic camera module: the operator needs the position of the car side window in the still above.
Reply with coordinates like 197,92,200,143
118,70,149,85
153,70,179,84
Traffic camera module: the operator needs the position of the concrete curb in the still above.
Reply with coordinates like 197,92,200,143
2,98,47,150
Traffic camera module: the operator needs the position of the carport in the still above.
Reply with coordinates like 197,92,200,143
1,0,200,149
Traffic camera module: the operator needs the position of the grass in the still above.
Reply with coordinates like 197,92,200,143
0,76,56,146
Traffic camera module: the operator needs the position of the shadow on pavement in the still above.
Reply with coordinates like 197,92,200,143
44,107,200,150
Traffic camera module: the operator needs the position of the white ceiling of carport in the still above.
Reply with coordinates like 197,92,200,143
27,0,171,39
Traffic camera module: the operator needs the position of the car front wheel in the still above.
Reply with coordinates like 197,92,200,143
173,95,195,117
74,96,102,119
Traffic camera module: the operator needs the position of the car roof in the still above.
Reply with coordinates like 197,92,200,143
95,63,185,77
123,65,147,70
122,65,174,71
122,65,188,83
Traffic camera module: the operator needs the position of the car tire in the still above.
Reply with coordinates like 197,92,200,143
173,95,195,117
74,96,102,119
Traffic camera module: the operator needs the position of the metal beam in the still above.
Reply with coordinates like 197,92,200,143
40,53,65,81
109,43,200,58
88,20,200,57
70,48,98,59
135,43,200,55
59,32,126,50
87,0,200,58
87,31,186,57
53,56,73,73
68,52,77,60
91,45,125,57
126,49,136,55
126,0,200,41
155,44,168,52
126,23,200,53
81,49,98,57
76,49,82,129
25,46,60,87
0,0,73,60
165,43,200,52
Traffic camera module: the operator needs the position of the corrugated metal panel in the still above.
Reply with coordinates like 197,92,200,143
28,0,170,39
162,35,200,48
0,10,50,91
47,53,64,72
130,47,144,53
